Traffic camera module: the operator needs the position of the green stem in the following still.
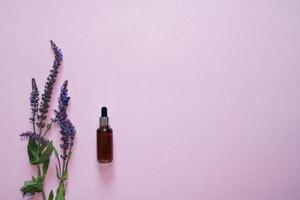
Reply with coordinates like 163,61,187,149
32,121,36,133
37,165,41,176
62,146,73,174
39,127,42,136
42,190,46,200
42,120,54,138
62,150,66,176
54,148,62,176
37,165,46,200
65,148,72,173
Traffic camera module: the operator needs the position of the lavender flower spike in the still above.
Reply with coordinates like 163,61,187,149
29,78,39,123
54,81,76,159
54,81,70,124
37,40,63,129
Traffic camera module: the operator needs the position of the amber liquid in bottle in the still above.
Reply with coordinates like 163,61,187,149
97,107,113,163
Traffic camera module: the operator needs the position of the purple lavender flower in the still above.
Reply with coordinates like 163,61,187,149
20,131,49,145
54,81,70,123
54,81,76,159
59,119,76,158
29,78,39,124
37,40,63,129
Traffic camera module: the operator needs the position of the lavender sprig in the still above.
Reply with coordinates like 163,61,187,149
54,81,76,158
20,41,76,200
53,81,76,199
37,40,63,130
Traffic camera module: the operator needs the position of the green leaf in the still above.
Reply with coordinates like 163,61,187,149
37,175,44,182
40,142,48,152
39,141,53,164
43,159,50,175
27,139,39,165
20,176,43,195
48,190,54,200
55,183,65,200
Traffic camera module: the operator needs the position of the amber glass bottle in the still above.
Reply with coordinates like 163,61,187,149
97,107,113,163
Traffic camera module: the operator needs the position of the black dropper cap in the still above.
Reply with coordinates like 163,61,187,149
101,107,108,117
100,107,109,127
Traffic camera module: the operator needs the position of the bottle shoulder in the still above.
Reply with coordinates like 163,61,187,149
97,127,113,134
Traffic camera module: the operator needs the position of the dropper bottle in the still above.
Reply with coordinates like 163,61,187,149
97,107,113,163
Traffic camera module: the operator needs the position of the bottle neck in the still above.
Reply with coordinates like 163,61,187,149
100,117,109,128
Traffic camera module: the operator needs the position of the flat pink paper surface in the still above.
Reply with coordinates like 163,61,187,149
1,1,300,199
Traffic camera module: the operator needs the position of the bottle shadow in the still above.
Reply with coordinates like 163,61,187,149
98,162,115,186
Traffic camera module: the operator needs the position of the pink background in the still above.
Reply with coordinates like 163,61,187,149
1,0,300,199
